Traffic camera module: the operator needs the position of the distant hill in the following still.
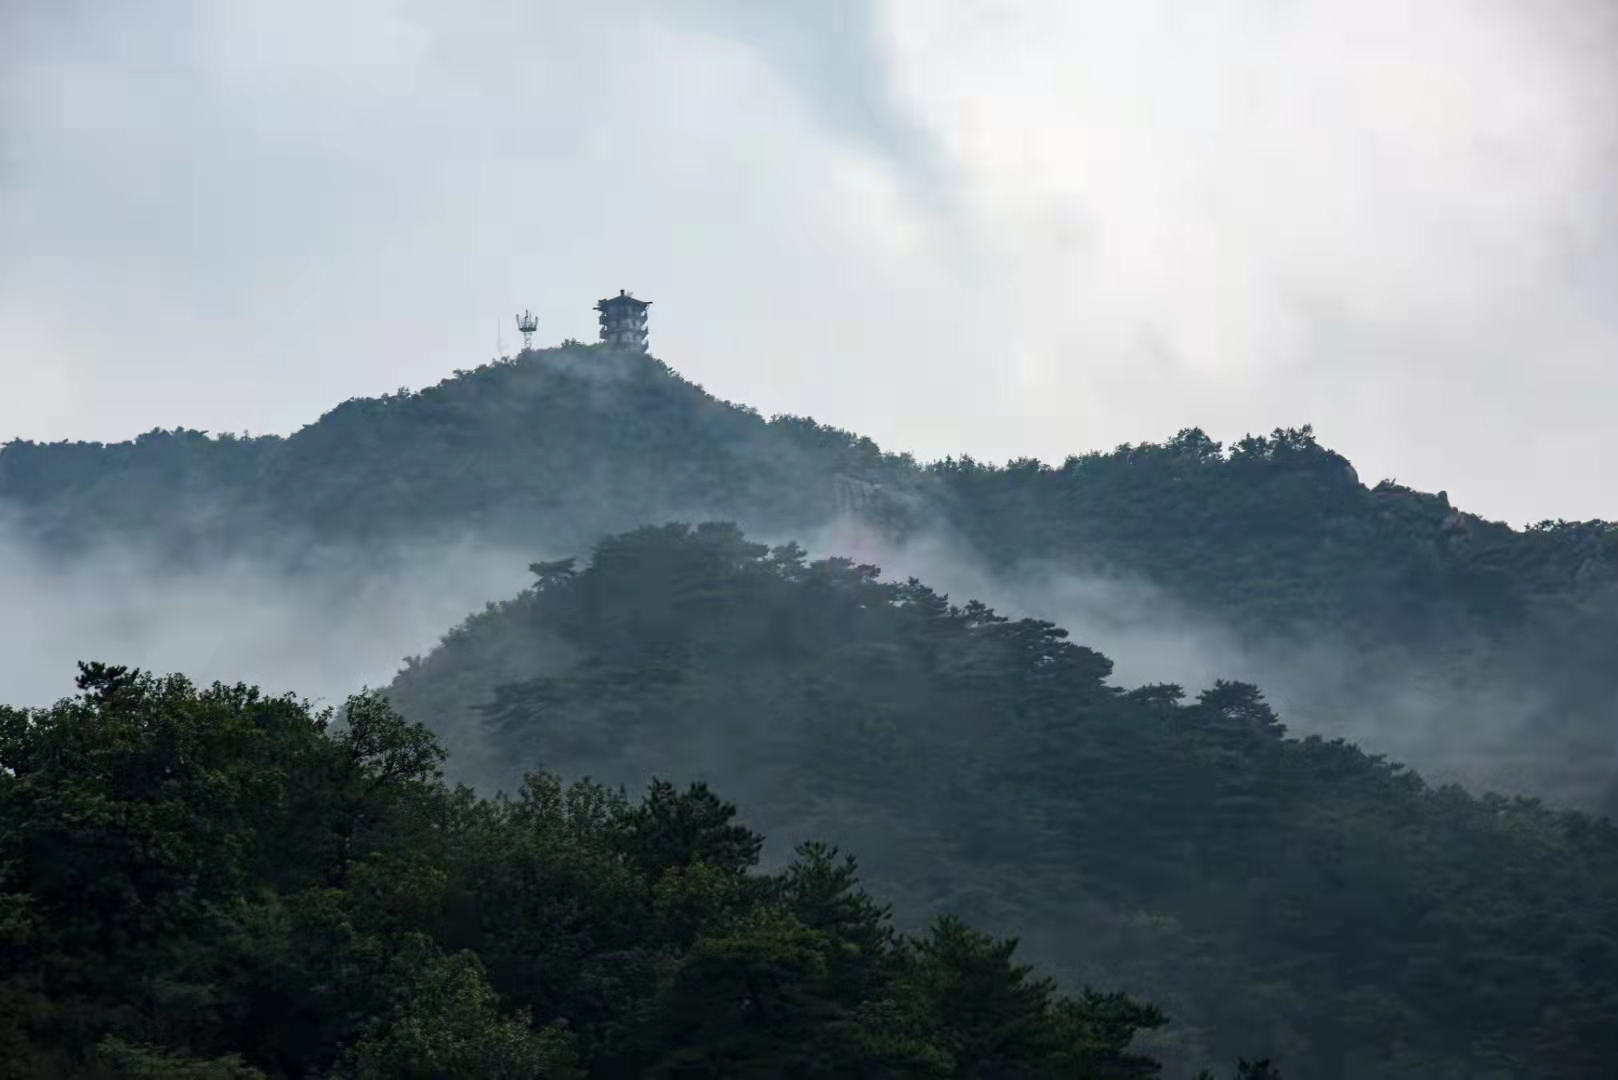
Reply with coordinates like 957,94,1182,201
0,346,921,559
3,345,1614,809
382,521,1618,1079
926,430,1618,810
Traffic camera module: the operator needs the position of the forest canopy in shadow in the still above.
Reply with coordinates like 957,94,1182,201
1,661,1281,1080
383,522,1618,1080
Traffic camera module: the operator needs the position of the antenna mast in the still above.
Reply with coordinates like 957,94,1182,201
515,309,539,352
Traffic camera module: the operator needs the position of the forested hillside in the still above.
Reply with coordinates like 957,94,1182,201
5,663,1262,1079
0,346,916,560
384,522,1618,1080
3,345,1614,810
928,430,1618,809
5,347,1617,1076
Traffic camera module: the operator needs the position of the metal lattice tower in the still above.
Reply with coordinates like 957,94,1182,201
515,309,539,352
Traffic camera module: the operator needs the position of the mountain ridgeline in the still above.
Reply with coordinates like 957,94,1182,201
2,344,1615,809
0,346,919,559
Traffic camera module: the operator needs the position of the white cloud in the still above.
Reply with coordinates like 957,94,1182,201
879,1,1618,500
0,518,537,711
1,0,1614,522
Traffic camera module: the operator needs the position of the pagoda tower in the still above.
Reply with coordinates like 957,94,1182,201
595,289,651,353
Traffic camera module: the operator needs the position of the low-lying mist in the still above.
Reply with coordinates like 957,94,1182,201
3,512,1608,812
0,520,539,712
799,516,1613,808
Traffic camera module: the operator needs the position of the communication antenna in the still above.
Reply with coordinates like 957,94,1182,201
515,309,539,352
495,320,510,363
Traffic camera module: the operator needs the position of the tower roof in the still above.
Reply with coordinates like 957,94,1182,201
596,289,651,312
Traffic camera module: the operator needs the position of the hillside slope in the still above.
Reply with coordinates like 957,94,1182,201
2,663,1205,1079
0,347,919,559
2,345,1615,808
383,522,1618,1080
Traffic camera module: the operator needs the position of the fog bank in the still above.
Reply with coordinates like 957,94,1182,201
0,521,536,711
801,516,1612,806
5,514,1609,812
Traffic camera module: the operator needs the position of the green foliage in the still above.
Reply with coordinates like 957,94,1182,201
386,522,1618,1079
334,941,581,1080
0,664,1172,1078
91,1038,268,1079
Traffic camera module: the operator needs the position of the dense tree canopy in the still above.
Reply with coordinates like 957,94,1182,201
387,523,1618,1079
0,663,1229,1078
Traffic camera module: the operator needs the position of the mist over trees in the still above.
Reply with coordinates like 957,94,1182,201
2,346,1613,809
384,522,1618,1079
2,347,1617,1077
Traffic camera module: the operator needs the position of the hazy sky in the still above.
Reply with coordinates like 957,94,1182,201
3,0,1615,525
